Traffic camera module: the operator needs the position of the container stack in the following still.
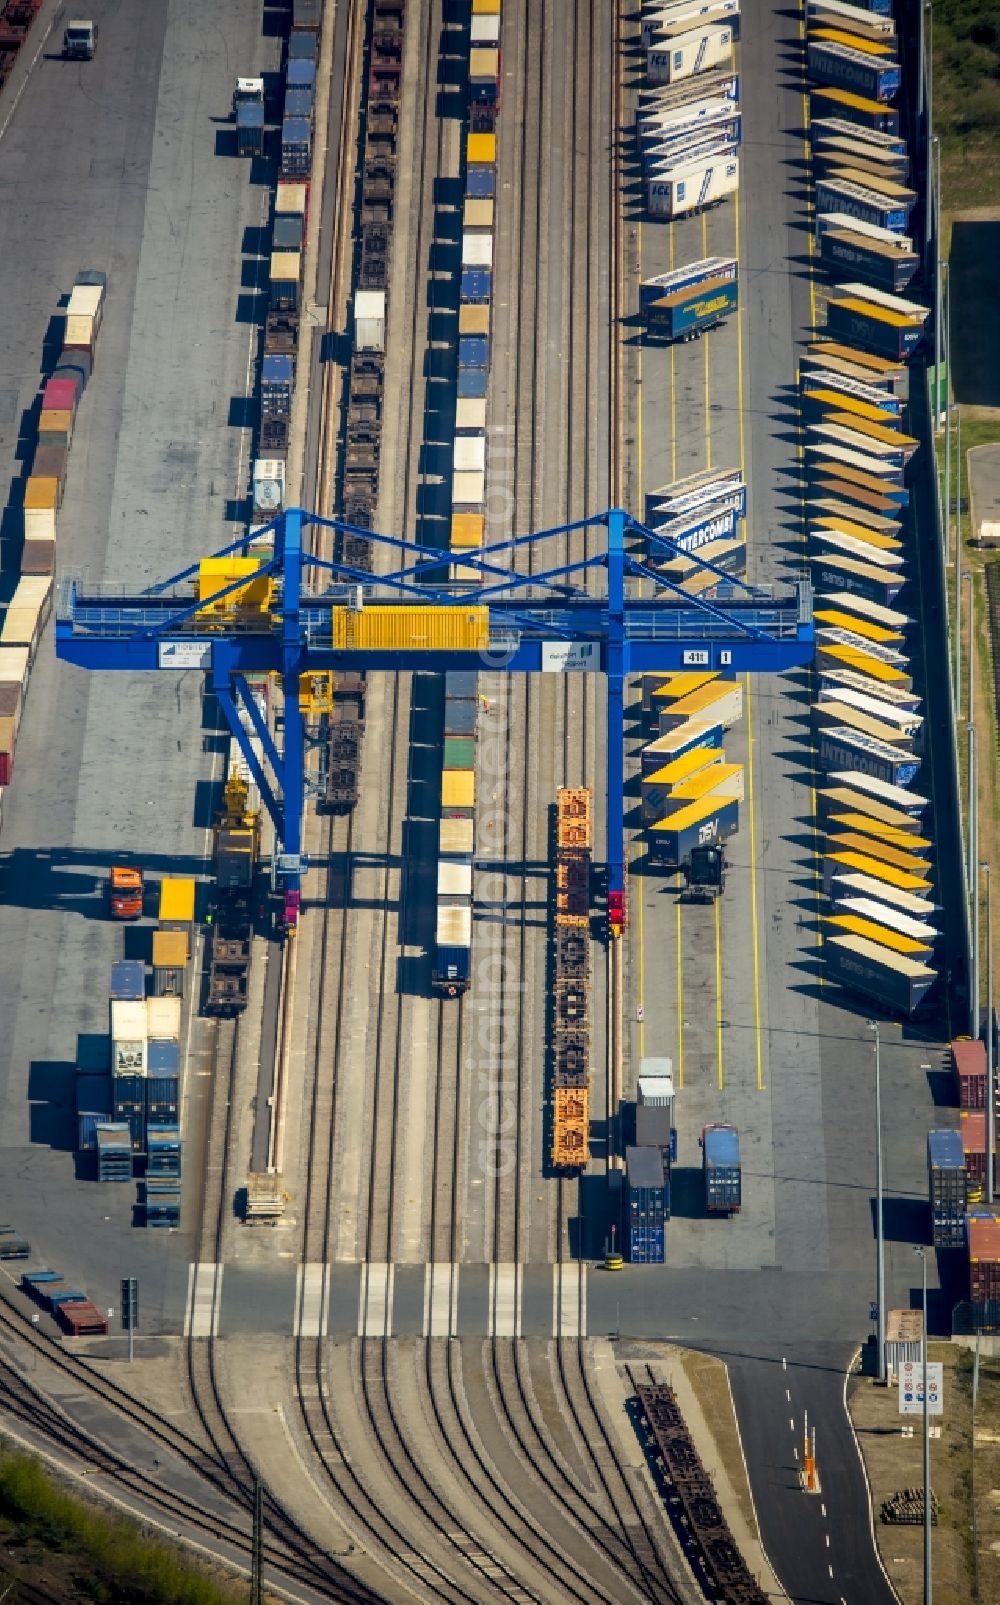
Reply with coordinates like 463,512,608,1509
550,788,592,1170
20,1268,108,1336
927,1128,967,1249
638,1,740,223
433,672,478,995
795,3,942,1017
95,1122,133,1184
0,270,106,805
638,670,744,872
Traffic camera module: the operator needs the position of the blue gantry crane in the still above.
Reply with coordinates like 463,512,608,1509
55,506,814,929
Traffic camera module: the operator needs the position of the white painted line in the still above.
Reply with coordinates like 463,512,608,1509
425,1263,458,1337
358,1262,393,1338
491,1263,520,1337
188,1262,221,1337
782,1356,787,1371
821,1504,827,1518
786,1389,791,1402
793,1446,799,1461
555,1264,586,1338
183,1262,196,1338
789,1417,795,1432
295,1262,328,1338
828,1565,834,1579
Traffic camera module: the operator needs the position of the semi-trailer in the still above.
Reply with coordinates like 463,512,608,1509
625,1146,668,1262
827,295,925,359
815,175,912,231
811,116,907,155
810,84,900,131
648,465,745,518
818,666,920,710
819,784,923,831
824,932,935,1013
657,678,743,730
825,912,932,956
927,1129,968,1248
641,257,738,339
647,23,734,83
831,870,938,919
805,440,906,483
647,795,740,865
702,1124,741,1213
641,0,740,46
826,767,928,814
806,0,895,38
820,228,918,290
641,720,725,773
818,724,920,785
834,897,938,946
810,554,906,606
807,36,900,100
802,387,901,429
647,152,739,218
823,851,932,896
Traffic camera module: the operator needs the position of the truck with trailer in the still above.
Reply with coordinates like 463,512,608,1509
647,795,740,866
824,932,935,1014
702,1124,741,1213
625,1146,668,1262
109,865,143,920
640,257,738,340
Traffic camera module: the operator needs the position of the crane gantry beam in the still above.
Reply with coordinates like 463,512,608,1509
56,506,814,922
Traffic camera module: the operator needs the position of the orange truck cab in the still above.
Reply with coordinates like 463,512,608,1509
109,865,143,919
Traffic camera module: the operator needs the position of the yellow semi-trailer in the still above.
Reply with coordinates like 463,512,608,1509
829,816,932,851
811,513,902,548
641,749,727,822
823,852,932,896
832,897,938,945
825,913,932,956
657,679,744,732
827,767,928,814
809,499,901,534
818,785,923,832
817,643,912,688
824,933,935,1015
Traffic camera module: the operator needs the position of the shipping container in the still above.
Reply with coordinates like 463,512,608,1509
77,1073,112,1153
833,897,937,946
626,1146,667,1261
647,22,734,83
354,289,386,352
702,1123,741,1212
641,721,725,775
658,678,742,732
110,959,145,1001
159,876,196,925
825,911,932,955
807,36,900,100
648,153,739,218
953,1040,987,1110
236,100,264,156
824,932,935,1013
433,904,472,994
440,817,475,857
823,851,932,896
827,295,924,360
444,670,478,700
831,871,938,920
968,1215,1000,1304
960,1111,996,1196
821,227,918,292
819,784,921,831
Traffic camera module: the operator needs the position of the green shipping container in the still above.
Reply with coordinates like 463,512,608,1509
444,737,476,770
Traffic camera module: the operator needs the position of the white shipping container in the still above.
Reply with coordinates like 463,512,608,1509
0,607,43,658
10,576,52,620
658,680,743,732
146,996,182,1041
647,24,733,83
471,13,500,42
831,871,938,920
436,904,472,948
111,999,147,1043
818,685,922,736
113,1039,146,1076
453,434,486,474
66,283,104,332
452,470,486,507
275,180,308,216
354,289,386,352
253,458,286,514
455,397,488,431
834,896,937,944
811,530,903,569
24,506,56,541
819,667,920,708
438,861,474,899
647,154,739,217
827,768,927,812
462,231,493,267
815,211,912,249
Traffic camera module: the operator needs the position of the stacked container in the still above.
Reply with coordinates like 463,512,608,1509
927,1129,967,1249
95,1122,133,1182
433,672,478,994
702,1123,742,1213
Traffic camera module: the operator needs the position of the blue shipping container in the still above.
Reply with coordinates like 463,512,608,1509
466,166,496,199
457,368,488,399
286,58,316,91
444,672,478,700
110,960,145,1001
288,28,318,60
284,86,314,121
461,267,492,303
703,1124,742,1213
147,1041,180,1075
458,336,489,370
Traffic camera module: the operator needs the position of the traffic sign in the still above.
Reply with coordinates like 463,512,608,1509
899,1360,943,1416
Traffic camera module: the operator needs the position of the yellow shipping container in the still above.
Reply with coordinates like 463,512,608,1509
826,832,931,875
152,930,189,967
458,303,490,335
826,851,931,892
270,250,301,283
159,877,196,923
825,913,931,955
811,517,902,552
64,313,95,347
650,671,720,703
451,512,485,547
198,558,272,615
442,769,475,809
817,645,909,684
473,0,501,13
668,762,744,806
828,816,932,851
815,609,904,641
24,477,59,511
660,679,743,729
466,132,496,164
39,408,73,437
333,605,490,652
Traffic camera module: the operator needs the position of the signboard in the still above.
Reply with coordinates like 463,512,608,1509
541,642,598,673
158,641,211,670
682,650,710,666
899,1360,943,1416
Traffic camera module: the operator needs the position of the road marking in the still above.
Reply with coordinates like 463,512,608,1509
822,1504,827,1518
793,1446,799,1461
676,897,685,1088
789,1418,795,1433
554,1263,587,1338
358,1262,393,1338
669,222,677,481
786,1389,791,1402
490,1263,521,1338
826,1535,831,1548
828,1565,834,1579
715,894,724,1089
294,1262,329,1338
783,1357,787,1371
424,1262,459,1337
186,1262,222,1338
0,8,57,146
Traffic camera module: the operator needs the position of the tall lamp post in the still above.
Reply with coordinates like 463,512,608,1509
868,1020,885,1383
913,1245,933,1605
982,861,994,1207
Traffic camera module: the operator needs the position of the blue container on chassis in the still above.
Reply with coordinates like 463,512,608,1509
459,336,489,370
648,279,738,342
807,40,900,102
445,671,478,701
824,936,935,1015
146,1073,179,1122
466,166,496,200
237,102,264,158
647,797,740,865
702,1124,741,1213
928,1129,966,1248
626,1146,667,1263
148,1040,180,1075
458,368,488,398
461,267,492,302
818,726,920,788
826,299,924,361
110,960,145,1001
820,231,919,293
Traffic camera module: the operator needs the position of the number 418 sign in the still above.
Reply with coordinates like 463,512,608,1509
899,1360,943,1416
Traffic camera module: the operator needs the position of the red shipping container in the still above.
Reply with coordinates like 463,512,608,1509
968,1214,1000,1303
960,1110,996,1192
953,1039,987,1109
0,716,14,785
57,1299,108,1336
42,377,78,414
21,538,55,575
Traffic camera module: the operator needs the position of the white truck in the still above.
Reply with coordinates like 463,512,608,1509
63,20,97,59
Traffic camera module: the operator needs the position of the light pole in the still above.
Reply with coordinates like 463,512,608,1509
955,556,964,718
966,569,975,725
913,1245,933,1605
868,1019,886,1383
943,266,951,563
983,861,994,1207
969,723,979,1038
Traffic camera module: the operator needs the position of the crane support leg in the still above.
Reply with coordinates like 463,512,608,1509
606,507,627,935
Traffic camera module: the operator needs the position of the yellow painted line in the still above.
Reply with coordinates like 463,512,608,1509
676,897,684,1089
702,210,711,470
669,223,677,481
635,836,646,1059
714,893,724,1089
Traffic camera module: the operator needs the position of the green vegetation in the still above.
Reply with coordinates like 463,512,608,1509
0,1444,246,1604
934,0,1000,209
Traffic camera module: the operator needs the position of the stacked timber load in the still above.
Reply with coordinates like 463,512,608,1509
551,788,592,1169
638,1,741,220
